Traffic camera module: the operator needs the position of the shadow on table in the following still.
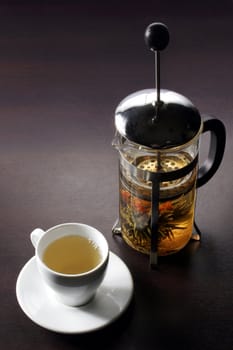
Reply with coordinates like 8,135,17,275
50,296,135,349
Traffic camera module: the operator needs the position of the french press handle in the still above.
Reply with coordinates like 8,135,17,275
197,115,226,188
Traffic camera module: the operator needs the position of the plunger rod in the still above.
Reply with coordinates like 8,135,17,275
150,176,160,268
155,51,160,104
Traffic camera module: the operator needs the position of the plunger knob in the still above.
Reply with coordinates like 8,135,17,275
145,22,169,52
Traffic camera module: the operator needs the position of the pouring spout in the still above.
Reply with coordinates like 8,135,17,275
112,132,131,152
112,132,121,150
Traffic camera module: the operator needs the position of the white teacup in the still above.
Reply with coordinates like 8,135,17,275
30,223,109,307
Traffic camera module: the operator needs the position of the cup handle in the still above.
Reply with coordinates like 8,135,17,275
30,228,46,248
197,114,226,188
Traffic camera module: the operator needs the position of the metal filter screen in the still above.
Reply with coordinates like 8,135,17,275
135,152,193,189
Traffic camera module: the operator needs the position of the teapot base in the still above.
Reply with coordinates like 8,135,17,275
112,220,201,256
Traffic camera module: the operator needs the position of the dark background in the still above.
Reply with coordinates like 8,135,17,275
0,1,233,349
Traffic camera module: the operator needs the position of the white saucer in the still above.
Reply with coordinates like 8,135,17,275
16,252,133,334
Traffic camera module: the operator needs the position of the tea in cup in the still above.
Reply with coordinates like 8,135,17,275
30,223,109,306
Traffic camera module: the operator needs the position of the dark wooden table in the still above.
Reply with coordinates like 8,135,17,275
1,1,233,349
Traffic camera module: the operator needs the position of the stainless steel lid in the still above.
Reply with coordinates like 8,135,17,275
115,88,201,149
114,22,202,149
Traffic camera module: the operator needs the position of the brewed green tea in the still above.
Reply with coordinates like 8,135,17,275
43,235,102,274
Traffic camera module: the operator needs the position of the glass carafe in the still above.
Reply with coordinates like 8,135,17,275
112,89,226,260
114,133,199,256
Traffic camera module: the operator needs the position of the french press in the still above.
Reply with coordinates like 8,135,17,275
112,23,226,267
